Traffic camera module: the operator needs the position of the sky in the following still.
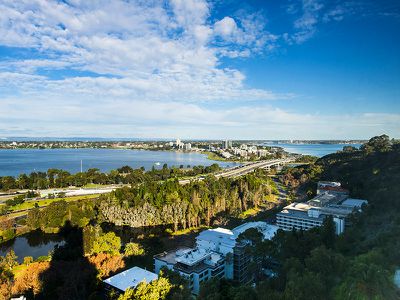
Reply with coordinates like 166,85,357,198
0,0,399,140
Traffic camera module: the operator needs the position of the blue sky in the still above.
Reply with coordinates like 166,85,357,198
0,0,399,139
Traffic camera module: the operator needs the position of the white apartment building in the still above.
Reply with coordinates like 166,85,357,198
154,222,279,295
277,182,367,234
184,143,192,151
154,247,225,294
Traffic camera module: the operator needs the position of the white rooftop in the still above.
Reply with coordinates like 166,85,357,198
341,198,368,208
175,247,210,266
196,227,237,248
233,222,279,240
103,266,158,292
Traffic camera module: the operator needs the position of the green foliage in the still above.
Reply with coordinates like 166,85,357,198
0,164,223,191
198,278,258,300
118,277,172,300
0,250,18,270
5,194,25,206
124,242,145,256
100,170,276,230
360,134,392,154
200,136,400,300
83,225,121,256
26,200,95,231
23,256,34,266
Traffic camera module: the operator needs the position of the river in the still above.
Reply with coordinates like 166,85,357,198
264,143,362,157
0,148,237,177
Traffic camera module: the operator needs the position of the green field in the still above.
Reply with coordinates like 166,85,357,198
1,193,102,213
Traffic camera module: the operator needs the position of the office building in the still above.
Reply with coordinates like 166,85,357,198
277,181,367,234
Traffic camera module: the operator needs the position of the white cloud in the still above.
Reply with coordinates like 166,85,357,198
285,0,354,44
214,17,238,36
0,0,283,103
0,94,399,139
0,0,395,139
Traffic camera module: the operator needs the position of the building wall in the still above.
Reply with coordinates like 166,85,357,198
276,214,323,231
154,258,174,274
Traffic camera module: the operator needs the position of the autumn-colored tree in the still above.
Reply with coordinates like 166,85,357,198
88,253,125,279
12,261,50,296
0,265,13,300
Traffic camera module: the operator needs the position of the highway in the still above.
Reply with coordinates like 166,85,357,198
179,158,294,184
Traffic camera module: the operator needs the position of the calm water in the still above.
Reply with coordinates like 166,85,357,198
0,230,65,263
265,143,362,157
0,149,237,177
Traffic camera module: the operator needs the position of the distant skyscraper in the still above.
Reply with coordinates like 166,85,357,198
222,139,232,149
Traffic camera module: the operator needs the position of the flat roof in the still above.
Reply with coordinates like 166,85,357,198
341,198,368,208
103,266,158,292
277,207,324,221
232,222,279,240
308,192,347,207
196,227,237,248
154,247,191,265
175,248,211,266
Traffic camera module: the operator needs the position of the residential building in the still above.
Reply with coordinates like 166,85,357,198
175,138,184,149
154,247,225,294
103,266,158,296
220,151,233,159
154,222,279,294
276,181,367,234
184,143,192,151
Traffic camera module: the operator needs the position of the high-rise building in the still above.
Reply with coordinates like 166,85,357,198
222,139,232,149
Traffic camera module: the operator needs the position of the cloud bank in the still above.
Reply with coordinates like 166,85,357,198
0,0,398,139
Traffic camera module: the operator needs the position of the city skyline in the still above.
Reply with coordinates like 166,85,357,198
0,0,399,139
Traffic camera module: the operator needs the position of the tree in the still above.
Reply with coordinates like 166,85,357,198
11,261,50,296
1,250,18,270
118,277,172,300
0,264,13,300
334,258,398,300
124,242,145,257
361,134,392,154
83,225,121,255
23,256,34,266
88,253,125,279
321,216,336,249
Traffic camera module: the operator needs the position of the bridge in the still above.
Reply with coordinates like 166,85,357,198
179,158,294,184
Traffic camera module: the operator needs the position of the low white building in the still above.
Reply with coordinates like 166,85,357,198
103,266,158,295
277,181,368,234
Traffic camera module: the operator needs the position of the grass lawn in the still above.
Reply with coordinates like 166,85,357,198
166,225,210,236
12,264,29,277
1,193,102,212
239,207,261,219
82,183,110,188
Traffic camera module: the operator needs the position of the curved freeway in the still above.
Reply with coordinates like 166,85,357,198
179,158,294,184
